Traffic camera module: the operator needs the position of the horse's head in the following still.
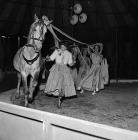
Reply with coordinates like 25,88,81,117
28,15,52,52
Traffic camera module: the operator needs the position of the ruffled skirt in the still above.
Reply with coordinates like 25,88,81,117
44,64,76,97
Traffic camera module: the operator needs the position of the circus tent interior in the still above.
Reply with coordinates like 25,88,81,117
0,0,137,80
0,1,138,139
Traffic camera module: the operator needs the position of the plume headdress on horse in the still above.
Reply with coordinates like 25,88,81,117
27,14,52,44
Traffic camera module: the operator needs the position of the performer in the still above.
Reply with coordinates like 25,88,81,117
77,48,91,88
44,42,76,98
78,43,108,95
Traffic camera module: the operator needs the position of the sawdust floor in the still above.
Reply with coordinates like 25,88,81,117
0,83,138,132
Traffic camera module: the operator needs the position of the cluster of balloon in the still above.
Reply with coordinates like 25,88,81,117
70,3,87,25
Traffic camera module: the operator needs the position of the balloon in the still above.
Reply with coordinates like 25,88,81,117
73,3,82,14
70,15,78,25
79,13,87,23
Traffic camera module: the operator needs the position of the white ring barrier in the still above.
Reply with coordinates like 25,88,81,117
0,101,138,140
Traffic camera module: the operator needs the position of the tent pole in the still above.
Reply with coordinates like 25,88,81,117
115,28,118,83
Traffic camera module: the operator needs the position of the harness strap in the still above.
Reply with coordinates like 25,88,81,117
30,37,43,42
26,44,35,48
22,52,40,65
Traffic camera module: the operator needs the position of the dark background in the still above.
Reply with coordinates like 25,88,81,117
0,0,137,79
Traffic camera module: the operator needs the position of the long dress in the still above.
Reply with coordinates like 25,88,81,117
78,53,104,92
100,58,109,86
44,49,76,97
77,55,91,88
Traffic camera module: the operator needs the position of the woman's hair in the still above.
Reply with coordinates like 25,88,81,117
89,43,103,54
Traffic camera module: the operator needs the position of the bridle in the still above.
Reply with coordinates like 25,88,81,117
30,20,46,44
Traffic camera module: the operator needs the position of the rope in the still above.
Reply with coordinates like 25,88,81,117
51,24,89,46
49,24,90,66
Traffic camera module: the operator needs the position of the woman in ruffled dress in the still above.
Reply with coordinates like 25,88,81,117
78,43,108,95
44,42,76,107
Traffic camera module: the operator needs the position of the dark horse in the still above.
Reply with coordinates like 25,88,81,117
13,15,57,107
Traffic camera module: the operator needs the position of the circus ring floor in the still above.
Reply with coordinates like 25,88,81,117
0,82,138,133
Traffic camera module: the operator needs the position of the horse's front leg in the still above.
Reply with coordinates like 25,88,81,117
21,74,28,107
15,72,21,99
29,71,39,102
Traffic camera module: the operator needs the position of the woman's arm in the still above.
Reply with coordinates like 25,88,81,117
45,49,58,62
68,52,76,66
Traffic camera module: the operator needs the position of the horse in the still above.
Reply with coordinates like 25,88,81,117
13,15,52,107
